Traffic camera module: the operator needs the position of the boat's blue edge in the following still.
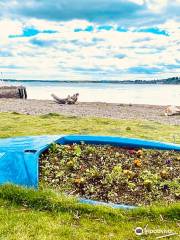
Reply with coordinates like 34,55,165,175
1,134,180,210
57,135,180,151
79,198,136,209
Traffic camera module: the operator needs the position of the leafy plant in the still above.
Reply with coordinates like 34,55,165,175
39,143,180,206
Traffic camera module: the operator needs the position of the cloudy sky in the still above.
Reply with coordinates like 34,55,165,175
0,0,180,80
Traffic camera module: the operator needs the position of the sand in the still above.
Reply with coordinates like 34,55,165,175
0,98,179,125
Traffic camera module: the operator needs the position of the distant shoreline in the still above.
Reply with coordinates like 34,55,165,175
2,77,180,85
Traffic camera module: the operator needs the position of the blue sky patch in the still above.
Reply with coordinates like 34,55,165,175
30,38,56,47
136,27,169,36
42,30,57,34
0,51,13,57
0,64,24,69
98,25,113,31
128,66,161,74
9,27,57,38
114,53,126,59
74,25,94,32
74,28,82,32
85,26,94,32
116,27,128,32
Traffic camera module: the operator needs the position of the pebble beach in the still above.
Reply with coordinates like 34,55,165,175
0,99,179,125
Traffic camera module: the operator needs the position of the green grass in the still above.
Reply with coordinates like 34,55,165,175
0,112,179,239
0,185,179,240
0,112,180,143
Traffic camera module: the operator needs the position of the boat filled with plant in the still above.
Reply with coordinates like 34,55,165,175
39,143,180,206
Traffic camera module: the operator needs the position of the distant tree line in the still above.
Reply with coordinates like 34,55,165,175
162,77,180,84
114,77,180,84
3,77,180,84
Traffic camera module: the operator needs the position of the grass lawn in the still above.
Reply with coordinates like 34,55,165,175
0,112,180,143
0,112,179,239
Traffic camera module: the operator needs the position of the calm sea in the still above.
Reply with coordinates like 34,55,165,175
5,81,180,105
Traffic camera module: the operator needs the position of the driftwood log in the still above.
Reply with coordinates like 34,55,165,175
51,93,79,104
0,86,27,99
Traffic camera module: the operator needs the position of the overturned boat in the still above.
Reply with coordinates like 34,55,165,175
0,72,27,99
0,85,27,99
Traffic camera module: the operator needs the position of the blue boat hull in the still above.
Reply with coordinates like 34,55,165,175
0,135,179,209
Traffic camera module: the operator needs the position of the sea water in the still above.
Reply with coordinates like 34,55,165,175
6,80,180,105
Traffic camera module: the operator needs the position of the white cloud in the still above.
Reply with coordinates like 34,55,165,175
145,0,168,12
130,0,144,5
0,16,179,80
0,19,22,43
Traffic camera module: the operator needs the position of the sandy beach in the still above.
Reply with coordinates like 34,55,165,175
0,98,179,125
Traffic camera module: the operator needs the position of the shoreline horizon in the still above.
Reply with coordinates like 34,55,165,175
2,77,180,84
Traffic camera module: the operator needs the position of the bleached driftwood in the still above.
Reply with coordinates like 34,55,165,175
164,105,180,116
51,93,79,104
69,93,79,103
